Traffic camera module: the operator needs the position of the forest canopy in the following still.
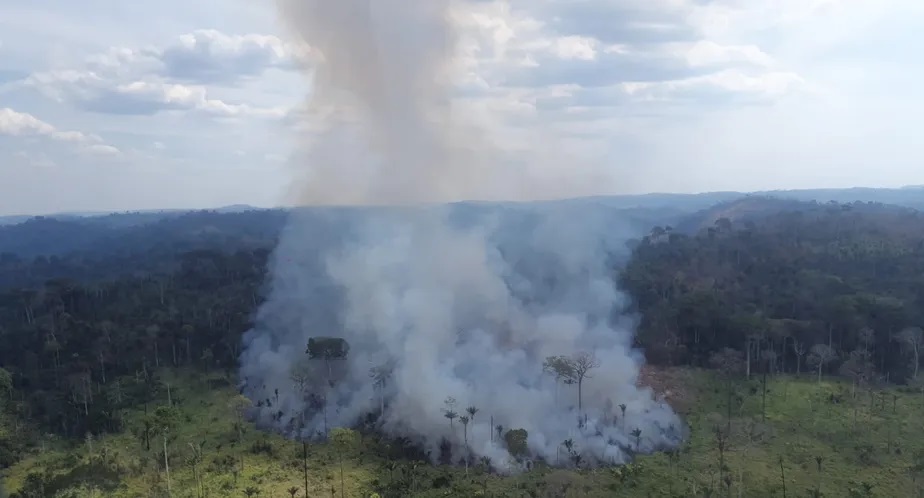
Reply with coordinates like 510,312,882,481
623,201,924,383
1,198,923,484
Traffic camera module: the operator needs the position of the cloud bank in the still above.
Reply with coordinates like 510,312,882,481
2,0,923,216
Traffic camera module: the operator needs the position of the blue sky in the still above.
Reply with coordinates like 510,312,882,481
1,0,922,215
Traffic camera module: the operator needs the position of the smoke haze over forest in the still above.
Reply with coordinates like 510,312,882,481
238,0,682,468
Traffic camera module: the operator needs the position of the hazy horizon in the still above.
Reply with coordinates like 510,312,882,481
2,184,923,219
2,0,923,215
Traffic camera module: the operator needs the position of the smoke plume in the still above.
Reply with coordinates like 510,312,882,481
239,0,683,470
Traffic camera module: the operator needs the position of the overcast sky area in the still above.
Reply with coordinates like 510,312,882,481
1,0,922,215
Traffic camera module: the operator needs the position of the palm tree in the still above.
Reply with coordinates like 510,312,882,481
460,415,470,446
460,415,471,474
465,405,479,444
631,428,642,452
443,397,458,430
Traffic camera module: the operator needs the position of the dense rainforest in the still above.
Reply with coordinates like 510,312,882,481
625,201,924,384
1,197,924,497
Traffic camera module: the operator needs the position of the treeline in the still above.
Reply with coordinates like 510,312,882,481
2,198,924,466
0,210,285,289
0,248,269,464
623,201,924,384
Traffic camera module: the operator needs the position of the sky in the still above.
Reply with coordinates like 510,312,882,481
0,0,922,215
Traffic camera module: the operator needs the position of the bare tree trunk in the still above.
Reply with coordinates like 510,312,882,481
761,369,768,421
577,379,583,414
163,434,172,496
303,440,310,497
746,341,752,380
779,458,787,498
339,453,345,498
915,344,920,379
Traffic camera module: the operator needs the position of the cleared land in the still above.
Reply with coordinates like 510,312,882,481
4,367,922,497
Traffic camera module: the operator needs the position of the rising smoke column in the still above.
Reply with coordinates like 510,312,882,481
239,0,683,470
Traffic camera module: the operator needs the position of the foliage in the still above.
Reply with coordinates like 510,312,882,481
1,198,924,496
3,370,924,497
623,201,924,383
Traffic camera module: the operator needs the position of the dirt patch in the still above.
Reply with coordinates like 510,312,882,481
637,365,697,415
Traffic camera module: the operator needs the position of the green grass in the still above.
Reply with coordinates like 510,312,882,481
3,368,923,497
639,372,924,497
3,371,380,498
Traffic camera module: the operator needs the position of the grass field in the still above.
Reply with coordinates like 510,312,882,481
3,368,923,497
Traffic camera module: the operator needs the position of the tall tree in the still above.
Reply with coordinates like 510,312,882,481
897,327,923,380
153,405,180,497
808,344,838,383
571,352,600,416
443,397,458,431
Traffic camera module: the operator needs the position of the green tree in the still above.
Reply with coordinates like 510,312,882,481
306,337,350,382
230,394,252,441
330,428,358,497
0,367,12,401
808,344,838,383
503,428,529,460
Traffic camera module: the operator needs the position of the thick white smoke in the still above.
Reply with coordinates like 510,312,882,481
239,0,683,471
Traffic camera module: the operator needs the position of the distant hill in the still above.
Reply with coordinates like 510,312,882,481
0,209,285,257
761,187,924,210
0,201,679,290
675,196,919,234
673,196,807,233
0,187,920,289
0,205,264,227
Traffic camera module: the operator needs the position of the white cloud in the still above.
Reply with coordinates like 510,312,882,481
9,27,299,120
0,108,123,168
83,144,121,156
24,70,286,118
621,69,804,101
83,29,304,84
0,107,118,153
679,41,774,68
0,107,58,136
1,0,923,214
159,30,297,82
550,36,599,61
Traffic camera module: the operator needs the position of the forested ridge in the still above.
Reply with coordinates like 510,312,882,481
2,198,924,496
0,210,285,289
624,201,924,383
